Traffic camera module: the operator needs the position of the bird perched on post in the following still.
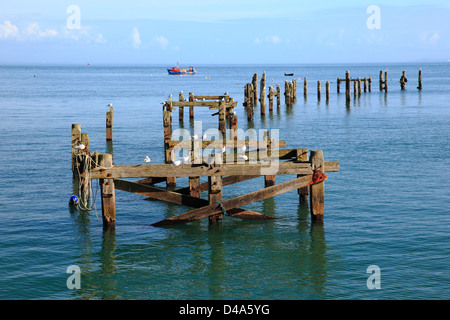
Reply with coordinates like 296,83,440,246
144,156,151,163
73,144,85,150
107,103,112,107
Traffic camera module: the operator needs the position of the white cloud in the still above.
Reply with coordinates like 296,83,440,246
132,27,142,48
420,32,440,45
0,20,19,39
95,33,106,44
154,35,169,49
25,23,57,39
254,35,283,45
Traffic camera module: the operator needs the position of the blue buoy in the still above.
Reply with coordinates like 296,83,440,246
69,195,79,206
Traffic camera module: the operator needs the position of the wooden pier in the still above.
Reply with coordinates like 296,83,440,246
74,93,339,229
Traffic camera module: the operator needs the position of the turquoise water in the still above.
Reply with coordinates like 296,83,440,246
0,63,448,300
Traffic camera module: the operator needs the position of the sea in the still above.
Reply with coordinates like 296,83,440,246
0,63,448,300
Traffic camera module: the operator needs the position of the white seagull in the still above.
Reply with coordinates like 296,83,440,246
221,146,226,154
181,156,190,164
238,155,248,161
237,145,246,153
171,160,182,166
202,133,207,140
191,134,198,140
107,103,112,107
73,144,85,150
144,156,151,163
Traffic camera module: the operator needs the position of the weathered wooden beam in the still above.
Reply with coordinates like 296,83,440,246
115,178,269,220
151,174,316,227
88,162,314,179
176,175,261,195
170,101,237,109
106,107,113,141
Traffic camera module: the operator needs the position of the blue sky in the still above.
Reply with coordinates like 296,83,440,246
0,0,449,65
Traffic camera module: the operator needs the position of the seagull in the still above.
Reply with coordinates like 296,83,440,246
144,156,151,163
181,156,190,164
107,103,112,107
191,134,198,140
73,144,85,150
224,92,228,95
202,133,207,140
230,110,236,116
168,94,172,99
180,90,183,94
237,145,246,153
171,160,181,166
238,155,248,161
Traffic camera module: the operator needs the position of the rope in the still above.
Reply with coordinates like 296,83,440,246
216,201,227,216
74,153,99,221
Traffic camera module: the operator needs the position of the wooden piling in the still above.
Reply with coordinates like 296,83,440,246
379,70,383,91
369,77,372,92
179,91,184,122
303,77,307,97
384,70,388,92
326,81,330,101
292,79,297,101
400,71,407,90
276,85,281,109
189,92,194,119
345,71,351,102
317,81,321,100
208,162,223,224
264,131,275,187
252,73,258,104
71,124,81,172
297,148,309,204
337,77,340,93
353,80,357,97
106,107,113,141
364,78,367,93
99,153,116,229
189,141,201,198
417,68,422,90
310,150,325,222
81,133,90,155
260,72,266,112
163,101,176,187
268,86,274,111
358,78,361,96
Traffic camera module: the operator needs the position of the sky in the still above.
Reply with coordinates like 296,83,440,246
0,0,449,65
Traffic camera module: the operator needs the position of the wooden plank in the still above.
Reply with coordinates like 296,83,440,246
176,175,261,195
171,101,237,108
87,162,314,179
151,174,315,227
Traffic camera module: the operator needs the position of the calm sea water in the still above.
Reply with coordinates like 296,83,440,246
0,63,448,300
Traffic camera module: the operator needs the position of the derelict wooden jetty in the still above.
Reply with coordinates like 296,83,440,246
72,93,340,230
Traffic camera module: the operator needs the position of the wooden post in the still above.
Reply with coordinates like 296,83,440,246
363,78,367,93
297,148,308,204
106,107,113,141
189,140,201,198
384,70,388,92
268,86,274,111
317,81,321,101
326,81,330,101
358,78,361,96
276,85,281,109
178,91,184,122
81,133,90,155
218,102,226,137
400,71,407,90
260,72,266,112
252,73,258,104
208,168,223,224
337,78,340,93
417,68,422,90
368,77,372,92
379,70,384,91
310,150,324,222
163,101,176,187
264,131,275,187
345,71,351,102
189,92,194,119
71,124,81,172
292,79,297,101
99,153,116,229
303,77,307,97
353,79,357,97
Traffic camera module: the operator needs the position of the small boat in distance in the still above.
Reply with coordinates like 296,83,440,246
284,72,294,76
167,63,197,75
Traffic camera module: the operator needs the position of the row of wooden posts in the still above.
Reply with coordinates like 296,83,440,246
243,69,424,113
71,93,340,229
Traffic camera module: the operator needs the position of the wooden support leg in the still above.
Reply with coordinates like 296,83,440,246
208,174,223,224
297,148,309,204
99,154,116,229
189,141,201,198
106,107,113,141
310,150,325,222
264,131,275,187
